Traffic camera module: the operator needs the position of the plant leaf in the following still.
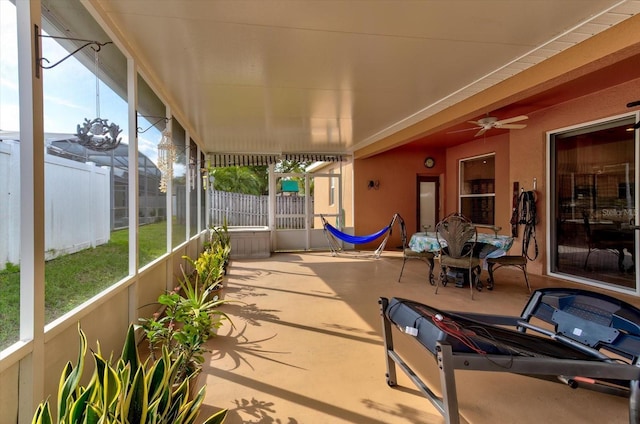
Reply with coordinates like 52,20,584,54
200,409,228,424
31,402,53,424
180,385,206,424
58,324,87,421
146,351,168,403
94,352,121,411
121,324,140,376
125,366,148,424
68,385,93,423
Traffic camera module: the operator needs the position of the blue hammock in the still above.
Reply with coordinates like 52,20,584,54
321,214,399,258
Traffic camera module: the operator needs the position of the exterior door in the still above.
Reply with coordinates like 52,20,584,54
272,172,341,251
550,116,638,293
418,176,439,232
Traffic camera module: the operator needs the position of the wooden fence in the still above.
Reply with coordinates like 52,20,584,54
210,190,313,229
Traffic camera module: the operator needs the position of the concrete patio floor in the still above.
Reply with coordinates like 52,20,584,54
197,251,638,424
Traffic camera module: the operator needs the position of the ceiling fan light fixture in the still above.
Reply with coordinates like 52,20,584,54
466,114,529,137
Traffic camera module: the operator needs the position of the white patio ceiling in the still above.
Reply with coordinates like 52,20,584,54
86,0,640,157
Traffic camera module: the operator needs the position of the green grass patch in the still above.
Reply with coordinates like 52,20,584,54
0,221,173,350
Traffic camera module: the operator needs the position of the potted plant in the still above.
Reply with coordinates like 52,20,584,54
183,248,225,298
32,324,227,424
138,271,233,385
207,221,230,250
206,221,231,274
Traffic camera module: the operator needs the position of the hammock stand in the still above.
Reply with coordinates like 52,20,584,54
321,214,399,259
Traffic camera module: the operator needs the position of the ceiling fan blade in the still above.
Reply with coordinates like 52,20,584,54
447,127,481,134
497,124,527,130
495,115,528,125
475,128,489,137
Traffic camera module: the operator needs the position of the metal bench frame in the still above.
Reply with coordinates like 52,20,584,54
379,289,640,424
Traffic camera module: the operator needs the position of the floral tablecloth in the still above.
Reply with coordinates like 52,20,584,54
409,232,514,255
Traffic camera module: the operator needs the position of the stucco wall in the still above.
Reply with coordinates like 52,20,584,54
353,76,640,278
354,145,446,251
311,159,354,228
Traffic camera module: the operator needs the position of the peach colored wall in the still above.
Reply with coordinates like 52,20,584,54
312,159,354,228
353,76,640,278
354,146,445,250
445,133,510,226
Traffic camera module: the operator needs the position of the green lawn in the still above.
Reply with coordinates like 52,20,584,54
0,221,179,350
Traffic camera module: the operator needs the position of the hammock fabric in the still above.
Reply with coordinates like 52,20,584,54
321,214,399,258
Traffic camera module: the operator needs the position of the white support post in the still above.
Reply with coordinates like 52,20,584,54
165,108,173,255
16,1,45,422
185,130,191,242
268,163,276,249
196,146,202,234
127,57,139,325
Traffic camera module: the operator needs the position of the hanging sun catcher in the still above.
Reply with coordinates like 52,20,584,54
157,128,176,193
74,45,122,151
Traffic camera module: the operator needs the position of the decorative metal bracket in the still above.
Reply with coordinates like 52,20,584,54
35,25,112,78
136,115,170,134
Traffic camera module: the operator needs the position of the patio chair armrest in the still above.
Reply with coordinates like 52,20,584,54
473,224,502,237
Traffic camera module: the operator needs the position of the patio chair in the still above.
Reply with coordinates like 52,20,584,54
486,254,531,292
397,215,435,285
435,213,482,299
582,210,636,272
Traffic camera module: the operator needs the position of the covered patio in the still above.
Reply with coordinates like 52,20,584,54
203,252,636,423
3,1,640,421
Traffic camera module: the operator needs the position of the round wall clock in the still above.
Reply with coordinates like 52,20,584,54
424,157,435,168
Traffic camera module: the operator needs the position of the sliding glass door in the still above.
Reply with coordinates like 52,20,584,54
550,115,638,291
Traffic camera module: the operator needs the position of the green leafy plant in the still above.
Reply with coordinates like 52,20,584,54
212,222,232,274
207,221,230,251
200,221,231,278
183,248,225,292
138,271,233,382
31,324,227,424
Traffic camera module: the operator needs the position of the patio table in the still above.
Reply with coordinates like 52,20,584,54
409,231,515,287
409,231,514,254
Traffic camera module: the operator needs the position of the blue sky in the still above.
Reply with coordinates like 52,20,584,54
0,0,160,165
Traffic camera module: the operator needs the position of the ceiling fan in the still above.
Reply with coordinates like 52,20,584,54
452,114,529,137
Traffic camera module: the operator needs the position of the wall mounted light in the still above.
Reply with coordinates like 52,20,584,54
368,180,380,190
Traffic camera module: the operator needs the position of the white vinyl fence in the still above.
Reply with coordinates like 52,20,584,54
0,141,110,269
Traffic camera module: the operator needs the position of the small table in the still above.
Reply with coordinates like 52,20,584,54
409,231,515,286
590,227,636,273
409,232,514,254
